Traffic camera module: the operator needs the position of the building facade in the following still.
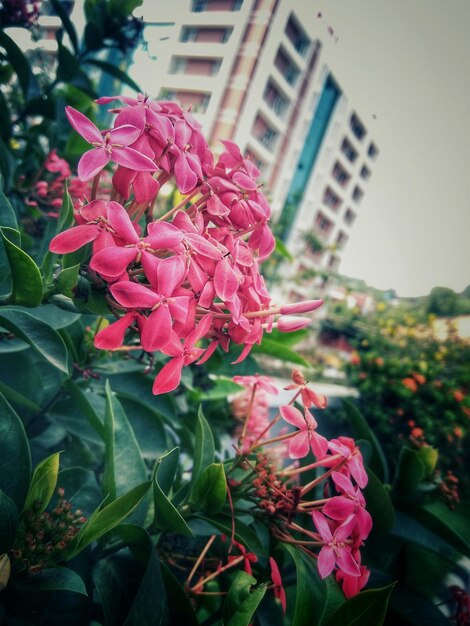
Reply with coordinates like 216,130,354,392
139,0,378,274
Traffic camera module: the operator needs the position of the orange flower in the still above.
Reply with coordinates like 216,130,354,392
412,373,426,385
375,357,384,367
453,390,464,403
411,427,424,438
402,377,418,392
454,426,463,438
350,352,361,366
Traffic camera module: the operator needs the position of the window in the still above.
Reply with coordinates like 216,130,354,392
263,80,289,119
368,142,379,159
274,48,300,86
352,185,364,203
285,14,310,56
314,211,333,234
344,208,356,225
328,254,339,269
350,112,366,141
323,186,342,211
192,0,242,11
340,137,358,163
360,165,371,180
335,230,348,248
170,56,221,76
180,26,232,43
332,161,350,187
252,114,278,150
159,89,211,113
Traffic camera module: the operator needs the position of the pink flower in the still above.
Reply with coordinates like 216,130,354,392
49,200,111,254
228,540,257,576
336,562,370,598
280,406,328,459
65,106,157,181
284,369,327,409
312,511,361,579
269,557,286,613
322,472,372,540
327,437,368,489
152,314,213,395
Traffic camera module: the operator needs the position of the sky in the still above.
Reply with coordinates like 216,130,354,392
299,0,470,297
69,0,470,298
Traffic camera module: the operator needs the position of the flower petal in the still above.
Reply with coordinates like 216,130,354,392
141,304,172,351
107,201,139,243
90,246,137,279
49,224,99,254
78,147,110,181
65,106,103,143
112,147,157,172
152,356,184,395
279,405,305,429
94,312,135,350
289,431,310,459
317,546,335,579
110,281,160,309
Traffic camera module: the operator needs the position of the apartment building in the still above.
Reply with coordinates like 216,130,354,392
138,0,379,274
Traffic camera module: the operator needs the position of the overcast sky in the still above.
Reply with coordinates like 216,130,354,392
304,0,470,296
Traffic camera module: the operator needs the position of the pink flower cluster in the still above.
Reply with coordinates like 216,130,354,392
49,95,323,394
233,370,372,598
24,150,89,216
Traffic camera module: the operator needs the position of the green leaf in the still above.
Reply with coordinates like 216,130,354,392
363,467,395,536
0,393,31,510
62,379,105,439
115,525,168,626
194,376,243,400
274,236,294,260
103,381,148,524
192,406,215,487
50,0,79,53
152,447,179,496
23,452,60,514
192,463,227,514
11,304,81,329
0,227,43,306
0,184,17,229
14,566,87,595
153,475,193,537
56,264,80,298
0,490,17,553
251,337,310,366
282,544,327,626
57,466,101,518
223,571,267,626
394,446,425,495
402,501,470,559
0,307,69,373
341,399,388,482
0,378,41,412
57,186,75,234
324,584,395,626
57,39,80,82
0,31,34,98
84,59,142,92
161,563,198,626
391,511,461,562
65,481,151,559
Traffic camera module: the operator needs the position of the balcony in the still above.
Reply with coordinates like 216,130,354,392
263,79,290,120
285,13,310,57
192,0,243,11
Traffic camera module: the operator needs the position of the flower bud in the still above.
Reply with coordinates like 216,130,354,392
280,299,323,315
277,317,312,332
